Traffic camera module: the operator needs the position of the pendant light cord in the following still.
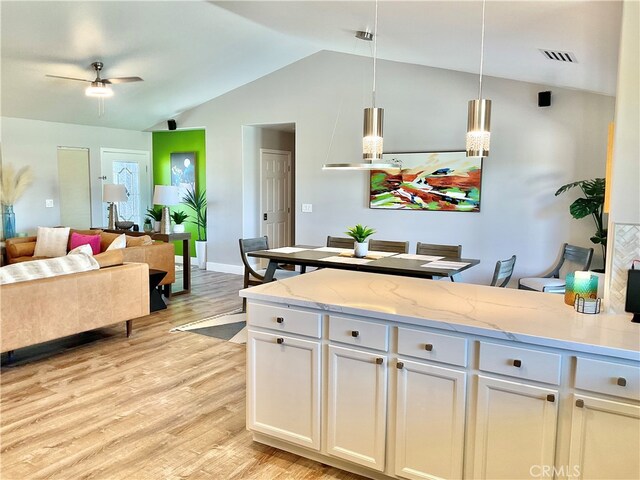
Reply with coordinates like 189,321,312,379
372,0,379,107
478,0,486,100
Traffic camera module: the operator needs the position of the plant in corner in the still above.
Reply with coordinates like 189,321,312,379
345,224,376,258
170,210,189,234
182,187,207,269
555,178,607,269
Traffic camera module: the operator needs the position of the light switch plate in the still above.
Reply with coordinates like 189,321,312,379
301,204,313,213
45,199,54,208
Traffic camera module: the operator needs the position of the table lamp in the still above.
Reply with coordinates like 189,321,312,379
153,185,181,234
103,184,127,229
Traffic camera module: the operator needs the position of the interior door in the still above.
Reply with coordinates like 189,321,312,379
260,149,291,248
57,147,91,228
101,148,151,228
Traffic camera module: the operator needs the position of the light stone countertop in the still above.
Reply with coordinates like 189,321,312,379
240,269,640,361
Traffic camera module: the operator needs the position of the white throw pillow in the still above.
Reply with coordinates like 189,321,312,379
106,233,126,251
68,244,94,256
33,227,71,258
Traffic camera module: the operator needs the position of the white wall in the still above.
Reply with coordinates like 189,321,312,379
174,50,614,284
0,117,151,234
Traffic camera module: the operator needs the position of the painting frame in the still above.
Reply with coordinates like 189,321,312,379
369,150,483,213
170,151,197,200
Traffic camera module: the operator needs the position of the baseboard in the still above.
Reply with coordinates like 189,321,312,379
207,262,243,275
175,255,198,266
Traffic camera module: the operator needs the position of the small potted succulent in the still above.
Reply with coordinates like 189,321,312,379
345,224,376,258
145,207,163,232
171,210,188,233
143,217,153,233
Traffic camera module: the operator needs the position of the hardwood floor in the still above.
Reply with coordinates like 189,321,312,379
0,268,364,480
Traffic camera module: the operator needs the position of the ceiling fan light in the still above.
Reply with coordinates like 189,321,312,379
466,99,491,157
85,82,113,98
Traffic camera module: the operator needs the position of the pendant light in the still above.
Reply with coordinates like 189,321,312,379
466,0,492,157
323,0,397,170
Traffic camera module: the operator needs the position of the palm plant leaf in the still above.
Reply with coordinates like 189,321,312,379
182,187,207,241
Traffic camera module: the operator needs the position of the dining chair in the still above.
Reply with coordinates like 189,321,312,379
369,239,409,254
518,243,593,293
239,236,298,310
416,242,463,281
326,236,354,249
489,255,517,288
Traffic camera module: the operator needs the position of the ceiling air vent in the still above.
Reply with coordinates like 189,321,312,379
540,49,577,63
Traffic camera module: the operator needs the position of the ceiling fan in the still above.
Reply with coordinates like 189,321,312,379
46,61,143,97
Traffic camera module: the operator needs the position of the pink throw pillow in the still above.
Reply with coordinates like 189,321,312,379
69,232,101,255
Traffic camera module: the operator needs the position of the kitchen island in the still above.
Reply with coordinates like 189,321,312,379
241,269,640,480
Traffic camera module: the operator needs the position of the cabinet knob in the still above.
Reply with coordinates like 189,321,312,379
375,357,384,365
397,361,404,370
351,330,359,338
617,377,627,387
512,359,522,368
276,338,285,344
276,317,284,324
576,399,584,408
424,343,433,351
546,394,555,402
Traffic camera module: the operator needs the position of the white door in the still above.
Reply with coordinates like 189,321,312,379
260,149,291,248
247,330,321,450
57,147,91,228
101,148,151,228
395,359,466,480
473,375,559,479
327,344,387,472
569,394,640,479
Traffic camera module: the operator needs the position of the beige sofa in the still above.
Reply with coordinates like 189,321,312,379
0,260,150,354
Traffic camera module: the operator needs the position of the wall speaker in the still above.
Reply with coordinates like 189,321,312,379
168,119,177,131
538,91,552,107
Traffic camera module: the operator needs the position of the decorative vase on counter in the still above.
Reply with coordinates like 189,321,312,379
354,241,369,258
3,205,16,240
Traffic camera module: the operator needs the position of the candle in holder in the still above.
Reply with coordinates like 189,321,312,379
565,271,598,305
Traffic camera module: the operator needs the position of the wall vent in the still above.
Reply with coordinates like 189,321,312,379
540,49,577,63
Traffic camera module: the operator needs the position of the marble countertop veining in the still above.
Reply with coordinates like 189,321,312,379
240,269,640,361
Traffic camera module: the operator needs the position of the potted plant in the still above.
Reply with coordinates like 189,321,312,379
171,210,188,233
145,207,163,232
143,218,153,233
555,178,607,269
0,164,33,240
345,224,376,258
182,187,207,269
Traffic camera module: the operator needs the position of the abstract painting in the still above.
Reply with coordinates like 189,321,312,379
170,152,196,199
370,151,482,212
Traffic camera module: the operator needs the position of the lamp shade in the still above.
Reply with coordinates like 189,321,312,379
102,184,127,203
153,185,181,206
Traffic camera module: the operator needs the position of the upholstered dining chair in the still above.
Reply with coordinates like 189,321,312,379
369,239,409,254
489,255,517,288
326,236,355,249
239,236,298,310
518,243,593,293
416,242,463,281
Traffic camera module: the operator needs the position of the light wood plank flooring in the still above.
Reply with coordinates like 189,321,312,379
1,268,364,480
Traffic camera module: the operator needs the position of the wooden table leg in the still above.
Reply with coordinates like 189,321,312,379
183,239,191,293
126,320,133,338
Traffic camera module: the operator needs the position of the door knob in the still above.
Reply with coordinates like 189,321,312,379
576,399,584,408
276,317,284,324
276,338,284,344
617,377,627,387
375,357,384,365
351,331,359,338
513,359,522,368
263,213,267,221
397,362,404,370
424,343,433,351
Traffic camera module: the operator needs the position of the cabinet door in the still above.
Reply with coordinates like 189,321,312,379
473,375,558,479
327,344,387,471
569,394,640,479
395,359,466,480
247,330,321,450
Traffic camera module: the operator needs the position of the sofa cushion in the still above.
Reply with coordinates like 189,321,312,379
106,234,127,251
68,244,94,256
100,232,121,252
7,241,36,259
67,229,102,251
126,235,153,247
94,250,124,268
33,227,70,258
70,232,101,255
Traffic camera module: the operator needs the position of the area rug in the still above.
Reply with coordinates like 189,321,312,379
170,308,246,344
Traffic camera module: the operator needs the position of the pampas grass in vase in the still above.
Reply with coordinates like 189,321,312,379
0,164,34,239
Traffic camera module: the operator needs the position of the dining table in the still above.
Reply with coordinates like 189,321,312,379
247,245,480,282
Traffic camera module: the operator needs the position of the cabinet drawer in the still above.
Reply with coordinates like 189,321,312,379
248,303,321,338
479,342,561,385
397,327,467,367
575,357,640,401
329,316,388,352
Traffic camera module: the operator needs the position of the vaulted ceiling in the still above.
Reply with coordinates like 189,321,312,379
1,1,622,131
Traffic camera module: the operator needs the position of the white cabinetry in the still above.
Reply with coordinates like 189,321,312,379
395,359,466,480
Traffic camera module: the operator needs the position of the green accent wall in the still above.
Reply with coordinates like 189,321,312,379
152,129,206,257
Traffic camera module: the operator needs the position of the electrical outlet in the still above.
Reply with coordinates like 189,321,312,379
301,204,313,213
45,199,54,208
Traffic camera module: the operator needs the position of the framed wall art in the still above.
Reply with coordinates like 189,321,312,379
369,151,482,212
170,152,196,198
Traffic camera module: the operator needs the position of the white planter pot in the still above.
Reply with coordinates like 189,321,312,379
173,224,185,234
195,240,207,269
153,222,161,233
354,241,369,258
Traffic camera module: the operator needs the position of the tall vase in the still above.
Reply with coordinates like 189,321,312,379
3,205,16,240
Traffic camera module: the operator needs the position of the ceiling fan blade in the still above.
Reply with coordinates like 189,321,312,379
103,76,144,84
46,74,91,82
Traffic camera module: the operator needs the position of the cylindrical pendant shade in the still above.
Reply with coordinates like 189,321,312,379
466,99,491,157
363,107,384,161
